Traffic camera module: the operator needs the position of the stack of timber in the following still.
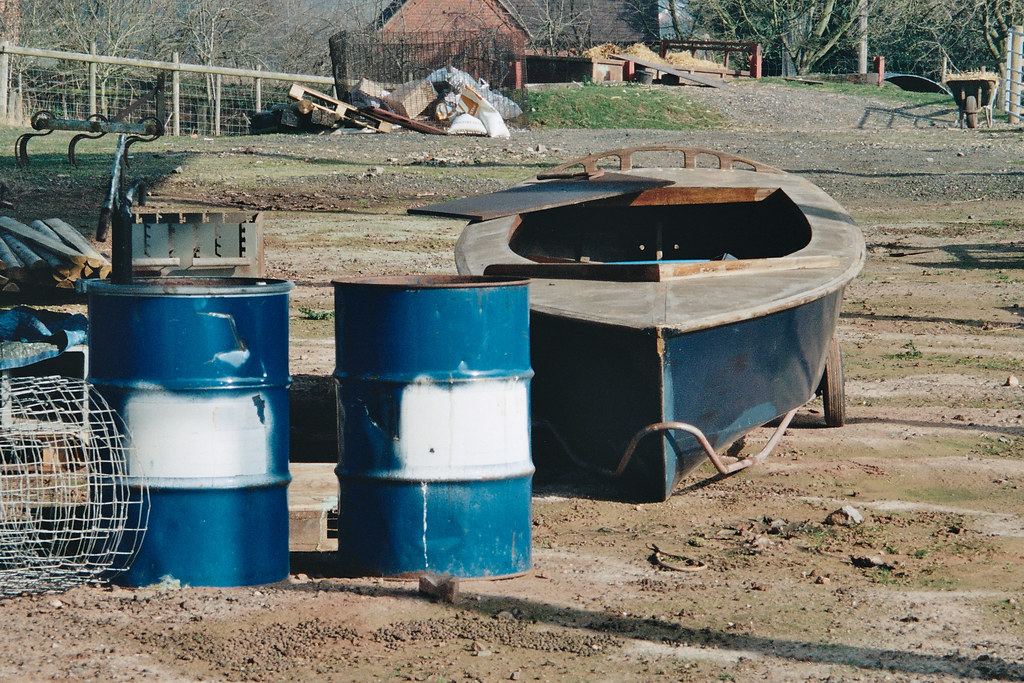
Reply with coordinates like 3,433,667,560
0,217,111,292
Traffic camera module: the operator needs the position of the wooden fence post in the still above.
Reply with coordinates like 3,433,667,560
89,41,97,115
214,72,222,136
750,43,762,79
255,64,262,114
172,52,181,136
1011,27,1023,124
0,41,9,124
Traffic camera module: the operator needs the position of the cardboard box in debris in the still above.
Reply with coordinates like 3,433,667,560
251,68,522,138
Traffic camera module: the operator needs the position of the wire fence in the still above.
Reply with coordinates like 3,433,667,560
1,44,335,136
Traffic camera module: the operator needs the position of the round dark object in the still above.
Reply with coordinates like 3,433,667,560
819,336,846,427
965,95,978,129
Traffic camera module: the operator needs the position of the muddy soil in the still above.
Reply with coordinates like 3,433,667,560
3,81,1024,682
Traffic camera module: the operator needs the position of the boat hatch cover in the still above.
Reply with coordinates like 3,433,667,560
408,172,673,222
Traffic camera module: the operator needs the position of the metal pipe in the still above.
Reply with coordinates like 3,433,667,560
31,111,160,135
108,135,134,285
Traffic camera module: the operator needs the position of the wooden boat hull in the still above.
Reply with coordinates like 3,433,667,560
426,146,865,501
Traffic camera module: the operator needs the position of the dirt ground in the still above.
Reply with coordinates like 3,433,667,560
3,81,1024,682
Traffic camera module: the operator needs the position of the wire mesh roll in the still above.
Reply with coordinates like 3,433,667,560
0,375,147,596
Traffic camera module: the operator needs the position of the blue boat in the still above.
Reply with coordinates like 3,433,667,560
416,146,865,502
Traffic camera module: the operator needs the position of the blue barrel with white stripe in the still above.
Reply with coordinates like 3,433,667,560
333,275,533,578
85,277,293,587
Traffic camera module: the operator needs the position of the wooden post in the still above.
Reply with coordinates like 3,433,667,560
89,41,97,115
750,43,762,79
0,41,9,124
874,56,885,87
1011,26,1023,124
156,72,166,124
214,72,221,135
857,0,868,74
255,64,262,113
172,52,181,136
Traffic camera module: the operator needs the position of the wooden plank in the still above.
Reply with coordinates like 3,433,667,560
612,54,732,89
408,173,673,221
348,110,392,133
287,83,356,116
288,463,338,552
0,234,21,270
1,233,47,271
484,255,840,282
0,217,88,266
28,221,80,277
288,84,393,132
364,106,447,135
43,218,111,267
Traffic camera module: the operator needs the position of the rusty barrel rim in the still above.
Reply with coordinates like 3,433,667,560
81,277,293,296
331,274,529,289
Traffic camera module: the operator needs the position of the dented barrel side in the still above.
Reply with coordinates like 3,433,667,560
86,278,293,587
333,275,533,578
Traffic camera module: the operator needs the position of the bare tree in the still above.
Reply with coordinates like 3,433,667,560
661,0,695,38
692,0,861,73
506,0,594,54
19,0,177,56
0,0,19,43
978,0,1024,67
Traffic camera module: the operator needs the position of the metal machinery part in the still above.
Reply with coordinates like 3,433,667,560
15,111,163,169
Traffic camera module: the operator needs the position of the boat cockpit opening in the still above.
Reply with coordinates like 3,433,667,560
509,188,811,265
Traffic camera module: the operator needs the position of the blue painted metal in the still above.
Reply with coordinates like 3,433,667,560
84,277,293,587
333,275,534,578
530,290,843,502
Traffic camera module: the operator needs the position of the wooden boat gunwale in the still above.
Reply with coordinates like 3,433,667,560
455,163,865,335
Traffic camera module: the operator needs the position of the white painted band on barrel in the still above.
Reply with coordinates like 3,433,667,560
395,378,531,478
121,391,273,478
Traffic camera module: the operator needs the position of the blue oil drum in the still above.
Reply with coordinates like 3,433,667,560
333,275,533,578
84,277,293,587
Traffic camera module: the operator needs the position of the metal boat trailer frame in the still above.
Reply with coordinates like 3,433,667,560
541,336,846,490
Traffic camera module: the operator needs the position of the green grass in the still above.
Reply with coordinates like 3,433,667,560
297,306,334,321
526,78,951,131
528,83,727,130
760,77,952,106
885,340,924,360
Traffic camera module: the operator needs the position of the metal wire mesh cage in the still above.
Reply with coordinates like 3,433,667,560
0,375,147,597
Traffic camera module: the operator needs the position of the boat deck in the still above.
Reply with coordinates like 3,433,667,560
455,167,865,334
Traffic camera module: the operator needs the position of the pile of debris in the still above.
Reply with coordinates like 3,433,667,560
0,217,111,292
252,68,522,139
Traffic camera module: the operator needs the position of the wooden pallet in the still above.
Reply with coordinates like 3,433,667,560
287,84,393,133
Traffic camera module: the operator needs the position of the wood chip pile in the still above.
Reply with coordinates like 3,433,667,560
584,42,724,72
